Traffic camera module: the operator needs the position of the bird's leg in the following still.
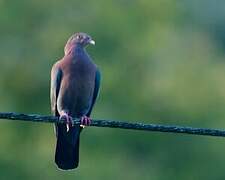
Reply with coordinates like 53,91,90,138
59,111,73,132
80,115,91,128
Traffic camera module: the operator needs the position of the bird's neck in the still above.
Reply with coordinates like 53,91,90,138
65,44,84,55
65,44,89,62
74,45,86,55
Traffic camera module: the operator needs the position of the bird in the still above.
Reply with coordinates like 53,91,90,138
50,32,101,170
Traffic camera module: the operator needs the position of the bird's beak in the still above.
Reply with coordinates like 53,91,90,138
89,39,95,45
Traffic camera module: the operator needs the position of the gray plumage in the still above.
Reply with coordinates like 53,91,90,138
50,32,101,170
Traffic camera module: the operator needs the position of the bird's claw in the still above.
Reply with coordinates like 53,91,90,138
80,116,91,127
59,112,73,132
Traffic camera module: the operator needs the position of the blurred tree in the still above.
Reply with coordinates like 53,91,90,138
1,0,225,179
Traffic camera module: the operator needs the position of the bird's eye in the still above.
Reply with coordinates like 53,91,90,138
77,35,82,40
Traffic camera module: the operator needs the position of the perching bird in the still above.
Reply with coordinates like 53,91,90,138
50,32,101,170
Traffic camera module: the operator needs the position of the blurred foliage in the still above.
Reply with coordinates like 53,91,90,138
1,0,225,179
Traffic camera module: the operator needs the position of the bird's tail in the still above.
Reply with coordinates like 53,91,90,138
55,124,82,170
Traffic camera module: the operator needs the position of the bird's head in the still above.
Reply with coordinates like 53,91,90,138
64,32,95,55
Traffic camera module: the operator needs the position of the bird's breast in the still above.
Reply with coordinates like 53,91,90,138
57,60,96,117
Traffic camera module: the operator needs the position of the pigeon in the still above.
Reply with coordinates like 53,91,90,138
50,32,101,170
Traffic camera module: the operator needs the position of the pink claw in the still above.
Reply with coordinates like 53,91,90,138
80,116,91,126
59,112,73,132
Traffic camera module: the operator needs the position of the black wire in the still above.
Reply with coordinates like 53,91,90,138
0,112,225,137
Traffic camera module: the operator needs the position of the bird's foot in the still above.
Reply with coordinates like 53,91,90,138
80,116,91,128
59,112,73,132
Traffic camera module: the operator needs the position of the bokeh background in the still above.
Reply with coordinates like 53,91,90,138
0,0,225,179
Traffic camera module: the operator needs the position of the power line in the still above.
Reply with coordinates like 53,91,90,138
0,112,225,137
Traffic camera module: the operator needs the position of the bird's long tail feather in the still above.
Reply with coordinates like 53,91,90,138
55,124,81,170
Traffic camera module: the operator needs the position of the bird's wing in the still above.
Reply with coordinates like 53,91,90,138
86,68,101,117
50,65,63,116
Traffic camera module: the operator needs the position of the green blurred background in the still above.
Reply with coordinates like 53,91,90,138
1,0,225,179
